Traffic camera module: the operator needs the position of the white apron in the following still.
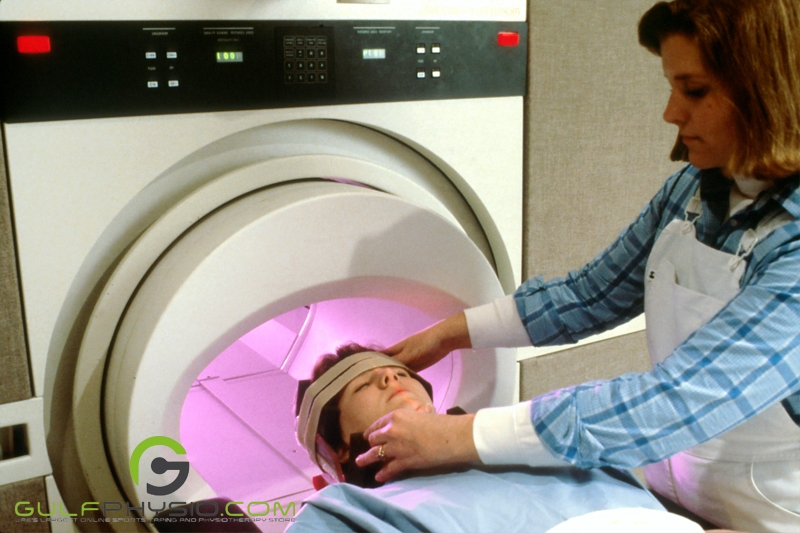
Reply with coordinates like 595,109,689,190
642,189,800,532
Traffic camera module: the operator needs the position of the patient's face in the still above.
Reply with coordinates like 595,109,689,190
337,366,432,449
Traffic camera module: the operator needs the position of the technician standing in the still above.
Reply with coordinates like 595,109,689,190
355,1,800,531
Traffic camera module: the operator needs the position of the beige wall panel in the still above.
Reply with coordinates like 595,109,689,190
0,477,50,533
0,128,32,404
525,0,683,279
520,330,650,400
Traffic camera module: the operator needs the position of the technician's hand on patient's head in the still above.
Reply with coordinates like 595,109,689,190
355,408,479,483
383,312,471,371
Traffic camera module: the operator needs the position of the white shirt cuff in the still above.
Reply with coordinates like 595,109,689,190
464,295,532,349
473,402,569,467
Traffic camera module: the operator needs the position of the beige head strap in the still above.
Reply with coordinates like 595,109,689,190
296,351,429,471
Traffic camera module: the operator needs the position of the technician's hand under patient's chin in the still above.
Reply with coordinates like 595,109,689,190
355,408,479,483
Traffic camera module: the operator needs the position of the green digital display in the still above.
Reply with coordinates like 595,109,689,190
362,48,386,60
216,51,243,63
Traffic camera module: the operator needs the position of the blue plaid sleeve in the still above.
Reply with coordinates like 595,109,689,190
519,168,800,468
515,166,697,346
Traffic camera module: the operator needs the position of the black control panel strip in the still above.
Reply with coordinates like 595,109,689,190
0,20,527,123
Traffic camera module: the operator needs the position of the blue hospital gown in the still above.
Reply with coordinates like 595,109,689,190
286,466,664,533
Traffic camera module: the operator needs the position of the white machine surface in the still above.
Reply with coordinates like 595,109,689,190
0,2,527,530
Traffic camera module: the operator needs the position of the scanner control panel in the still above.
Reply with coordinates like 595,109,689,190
1,20,527,122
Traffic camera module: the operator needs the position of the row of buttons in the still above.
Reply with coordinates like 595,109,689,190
284,48,327,59
285,72,328,84
284,36,327,47
416,43,442,54
285,60,327,72
146,51,178,60
147,80,180,89
416,68,442,79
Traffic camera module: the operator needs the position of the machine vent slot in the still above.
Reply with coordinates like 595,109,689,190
0,423,29,460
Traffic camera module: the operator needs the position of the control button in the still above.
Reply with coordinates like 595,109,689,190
284,36,295,46
308,73,316,83
296,37,305,46
416,68,426,79
431,69,441,78
146,52,157,59
297,73,306,83
296,49,305,58
318,73,327,83
166,51,178,59
306,38,316,46
416,44,426,54
284,49,295,58
296,61,305,70
307,49,316,58
147,80,159,88
168,79,180,87
431,43,441,54
317,49,327,58
318,60,327,70
285,73,294,83
307,61,316,70
285,61,294,71
317,37,327,45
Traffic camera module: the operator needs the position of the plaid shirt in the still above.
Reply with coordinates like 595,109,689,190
515,165,800,468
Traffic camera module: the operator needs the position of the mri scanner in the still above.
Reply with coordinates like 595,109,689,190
0,1,527,530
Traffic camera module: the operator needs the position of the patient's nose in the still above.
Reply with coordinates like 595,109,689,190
376,368,399,387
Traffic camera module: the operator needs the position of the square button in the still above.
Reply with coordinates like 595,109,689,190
147,80,159,88
146,52,157,59
416,44,426,54
416,69,426,79
431,43,441,54
168,80,180,87
432,69,441,78
166,51,178,59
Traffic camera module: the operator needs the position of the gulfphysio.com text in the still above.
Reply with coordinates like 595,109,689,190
15,499,297,521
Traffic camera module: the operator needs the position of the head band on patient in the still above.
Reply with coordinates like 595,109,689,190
296,351,432,473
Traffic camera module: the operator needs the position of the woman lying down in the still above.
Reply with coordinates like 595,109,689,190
288,344,698,533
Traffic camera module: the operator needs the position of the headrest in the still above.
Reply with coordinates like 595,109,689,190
295,351,433,480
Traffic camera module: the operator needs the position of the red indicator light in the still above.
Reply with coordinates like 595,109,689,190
17,36,51,54
497,32,520,47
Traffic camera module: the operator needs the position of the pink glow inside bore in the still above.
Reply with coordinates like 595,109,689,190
179,297,460,528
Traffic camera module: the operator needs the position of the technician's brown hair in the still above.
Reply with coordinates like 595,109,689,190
638,0,800,179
